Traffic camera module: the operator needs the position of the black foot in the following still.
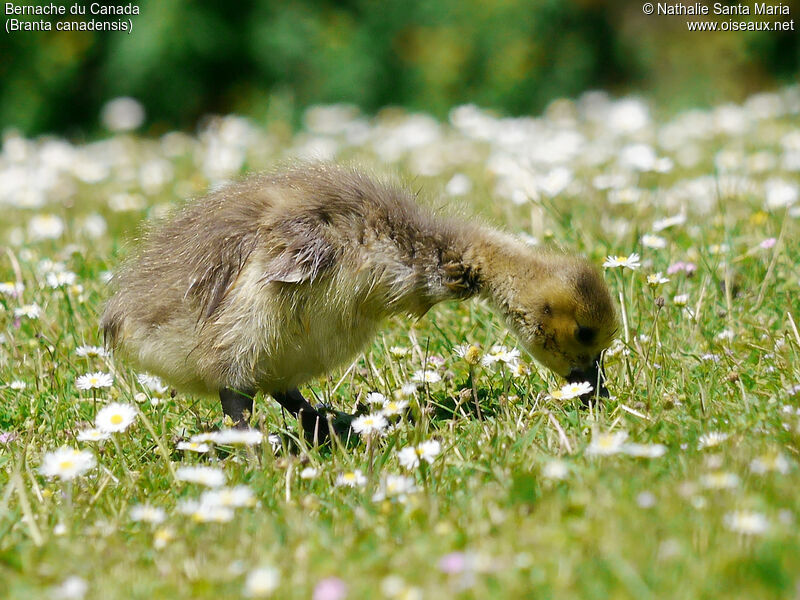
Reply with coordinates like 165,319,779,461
318,405,359,446
219,387,255,429
272,389,359,446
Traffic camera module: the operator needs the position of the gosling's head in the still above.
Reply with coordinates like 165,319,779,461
496,252,618,396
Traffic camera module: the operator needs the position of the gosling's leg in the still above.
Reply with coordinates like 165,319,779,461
219,387,255,429
271,388,330,444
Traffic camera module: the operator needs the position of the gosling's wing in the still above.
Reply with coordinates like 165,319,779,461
194,217,336,319
188,230,261,319
261,228,335,285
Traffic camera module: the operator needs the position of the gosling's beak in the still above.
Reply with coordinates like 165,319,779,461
567,356,608,404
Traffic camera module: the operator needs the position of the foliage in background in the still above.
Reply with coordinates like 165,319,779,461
1,0,798,136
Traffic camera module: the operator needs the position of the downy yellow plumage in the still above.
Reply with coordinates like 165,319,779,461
102,164,617,441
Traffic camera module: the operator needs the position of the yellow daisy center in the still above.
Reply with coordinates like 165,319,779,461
110,414,123,425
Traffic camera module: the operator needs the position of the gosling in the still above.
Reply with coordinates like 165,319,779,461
101,164,617,441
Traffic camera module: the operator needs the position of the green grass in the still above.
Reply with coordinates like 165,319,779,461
1,93,800,599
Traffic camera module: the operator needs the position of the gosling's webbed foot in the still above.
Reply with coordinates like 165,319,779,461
219,387,255,429
316,405,359,446
299,406,360,447
272,389,360,446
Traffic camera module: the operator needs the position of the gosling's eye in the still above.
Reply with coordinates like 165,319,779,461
575,326,595,345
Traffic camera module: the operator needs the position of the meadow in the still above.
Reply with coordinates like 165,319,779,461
1,89,799,599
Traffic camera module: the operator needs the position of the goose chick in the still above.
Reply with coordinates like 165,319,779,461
101,164,617,440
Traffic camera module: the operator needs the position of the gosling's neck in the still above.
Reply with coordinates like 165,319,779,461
455,226,549,310
380,220,547,317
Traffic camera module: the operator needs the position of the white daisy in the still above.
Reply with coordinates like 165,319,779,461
335,470,367,488
652,214,686,231
603,253,641,270
381,399,409,417
481,345,521,368
153,526,175,549
75,371,113,390
351,413,388,435
586,431,628,456
202,429,264,445
299,467,319,479
454,343,482,365
550,381,593,400
397,446,421,470
445,173,472,196
200,485,256,508
399,382,419,396
646,272,670,287
622,443,667,458
136,373,168,395
365,392,388,405
177,441,211,453
636,491,657,508
700,471,740,489
244,566,280,597
750,452,790,475
0,281,24,297
28,214,64,240
673,294,690,307
510,362,530,378
410,369,441,384
130,504,167,524
177,500,234,523
46,271,77,288
698,432,729,450
175,465,226,487
8,380,26,390
39,447,96,480
49,575,88,600
77,428,111,442
716,329,734,342
14,303,41,319
75,345,107,358
81,214,107,239
724,511,769,535
101,97,145,132
95,403,136,433
398,440,441,469
417,440,441,462
641,234,667,249
541,459,569,480
37,259,65,274
372,474,418,502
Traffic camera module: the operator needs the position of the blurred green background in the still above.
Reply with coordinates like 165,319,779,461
2,0,798,136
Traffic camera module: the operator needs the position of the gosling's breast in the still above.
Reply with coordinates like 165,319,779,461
204,256,390,391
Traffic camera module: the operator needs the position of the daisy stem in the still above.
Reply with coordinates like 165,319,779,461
135,406,177,481
284,462,293,503
63,480,73,524
112,434,135,485
366,436,375,483
469,366,482,421
247,444,259,469
616,271,634,388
